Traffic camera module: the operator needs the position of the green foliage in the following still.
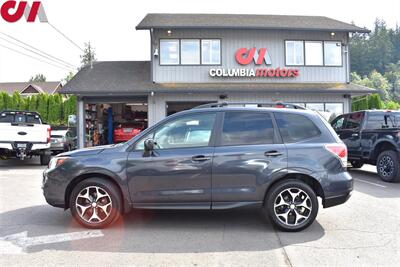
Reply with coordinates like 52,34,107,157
80,42,97,68
29,73,47,82
62,71,76,85
63,95,77,122
384,101,400,110
36,94,49,122
352,93,384,111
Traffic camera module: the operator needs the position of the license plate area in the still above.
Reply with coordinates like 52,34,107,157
123,128,133,133
17,143,27,148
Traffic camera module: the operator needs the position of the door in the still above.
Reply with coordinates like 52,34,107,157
126,112,218,207
332,112,364,158
211,111,287,206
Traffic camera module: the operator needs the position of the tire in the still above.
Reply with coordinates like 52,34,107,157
265,179,319,232
350,160,364,168
376,150,400,183
40,154,51,165
69,178,122,228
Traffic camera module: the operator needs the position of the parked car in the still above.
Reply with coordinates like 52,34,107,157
50,128,77,154
113,123,143,143
0,110,51,165
43,103,352,231
331,110,400,182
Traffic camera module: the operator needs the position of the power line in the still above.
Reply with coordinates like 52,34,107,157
0,32,77,69
48,22,84,52
0,43,74,72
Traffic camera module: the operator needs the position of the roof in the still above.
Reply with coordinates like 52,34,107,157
136,13,370,33
60,61,375,96
0,82,62,95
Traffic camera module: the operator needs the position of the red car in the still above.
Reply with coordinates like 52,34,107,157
113,123,142,143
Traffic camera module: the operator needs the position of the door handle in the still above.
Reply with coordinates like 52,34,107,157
264,151,283,157
192,155,211,162
351,133,359,137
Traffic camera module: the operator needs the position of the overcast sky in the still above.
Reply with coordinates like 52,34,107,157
0,0,399,83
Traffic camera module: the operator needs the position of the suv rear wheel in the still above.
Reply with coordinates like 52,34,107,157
265,179,318,232
69,178,122,228
376,150,400,183
40,154,51,165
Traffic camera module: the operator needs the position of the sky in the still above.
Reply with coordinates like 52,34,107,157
0,0,399,83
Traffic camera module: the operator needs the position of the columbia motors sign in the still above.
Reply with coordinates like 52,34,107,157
209,47,299,78
0,1,47,23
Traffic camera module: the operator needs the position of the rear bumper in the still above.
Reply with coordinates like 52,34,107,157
322,171,353,208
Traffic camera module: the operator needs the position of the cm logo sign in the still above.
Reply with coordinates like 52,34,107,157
0,1,47,23
235,47,272,65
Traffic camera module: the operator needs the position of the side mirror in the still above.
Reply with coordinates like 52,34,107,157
144,138,155,152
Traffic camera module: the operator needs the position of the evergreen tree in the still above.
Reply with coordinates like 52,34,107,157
37,94,49,122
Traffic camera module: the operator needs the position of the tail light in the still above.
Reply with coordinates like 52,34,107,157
325,143,347,167
47,127,51,143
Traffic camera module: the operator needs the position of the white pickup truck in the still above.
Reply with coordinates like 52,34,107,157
0,110,52,165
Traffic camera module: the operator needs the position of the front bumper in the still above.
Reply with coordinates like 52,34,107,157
42,169,67,208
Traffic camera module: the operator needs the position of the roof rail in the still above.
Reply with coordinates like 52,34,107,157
193,102,307,110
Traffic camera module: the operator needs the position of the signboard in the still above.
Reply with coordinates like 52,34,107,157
209,47,299,78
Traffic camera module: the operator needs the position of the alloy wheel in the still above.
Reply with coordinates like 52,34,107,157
75,186,113,223
273,187,312,226
378,155,394,177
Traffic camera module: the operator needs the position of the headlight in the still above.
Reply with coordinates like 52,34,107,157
48,157,69,171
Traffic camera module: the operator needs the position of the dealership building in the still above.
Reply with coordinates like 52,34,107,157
61,13,374,148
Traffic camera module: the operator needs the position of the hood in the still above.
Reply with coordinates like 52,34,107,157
59,144,117,157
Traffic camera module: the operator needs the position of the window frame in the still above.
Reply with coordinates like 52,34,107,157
284,40,343,67
159,38,222,66
285,40,305,66
324,41,343,67
215,111,281,147
180,39,201,65
304,41,324,66
132,111,221,151
159,39,180,65
201,39,222,66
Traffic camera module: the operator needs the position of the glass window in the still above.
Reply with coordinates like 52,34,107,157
201,39,221,65
365,113,400,129
305,41,323,66
135,132,153,150
331,115,346,131
153,113,216,149
325,103,343,115
221,112,275,146
306,103,324,111
181,39,200,65
324,42,342,66
275,113,321,143
160,39,179,65
345,112,364,129
285,41,304,65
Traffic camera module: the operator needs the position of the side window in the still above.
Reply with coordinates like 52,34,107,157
135,132,153,150
153,113,216,149
346,112,364,130
275,113,321,143
221,112,275,146
331,115,346,131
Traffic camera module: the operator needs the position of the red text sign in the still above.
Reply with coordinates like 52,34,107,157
235,48,272,65
0,1,47,23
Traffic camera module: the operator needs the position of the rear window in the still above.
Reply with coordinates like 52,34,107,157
221,112,275,146
275,113,321,143
366,113,400,129
0,113,41,124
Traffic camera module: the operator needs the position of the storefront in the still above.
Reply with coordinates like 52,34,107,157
60,14,374,148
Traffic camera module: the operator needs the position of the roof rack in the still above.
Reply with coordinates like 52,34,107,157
193,102,307,110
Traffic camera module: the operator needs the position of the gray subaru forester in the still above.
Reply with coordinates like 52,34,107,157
43,103,352,232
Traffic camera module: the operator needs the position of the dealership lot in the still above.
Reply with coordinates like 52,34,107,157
0,159,399,266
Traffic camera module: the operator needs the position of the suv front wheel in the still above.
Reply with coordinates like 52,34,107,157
69,178,122,228
265,179,318,232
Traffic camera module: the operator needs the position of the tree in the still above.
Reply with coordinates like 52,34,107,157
80,42,96,68
351,70,390,100
62,71,76,85
37,94,49,122
29,74,47,82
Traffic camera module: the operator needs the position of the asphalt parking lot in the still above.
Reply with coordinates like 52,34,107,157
0,158,399,266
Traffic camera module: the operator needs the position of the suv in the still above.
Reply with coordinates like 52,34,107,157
331,110,400,182
43,104,352,232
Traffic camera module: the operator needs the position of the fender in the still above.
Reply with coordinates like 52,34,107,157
371,139,399,159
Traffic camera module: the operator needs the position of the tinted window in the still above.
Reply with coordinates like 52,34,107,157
345,112,363,129
153,113,216,149
0,113,41,124
221,112,274,146
275,113,321,143
365,113,400,129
